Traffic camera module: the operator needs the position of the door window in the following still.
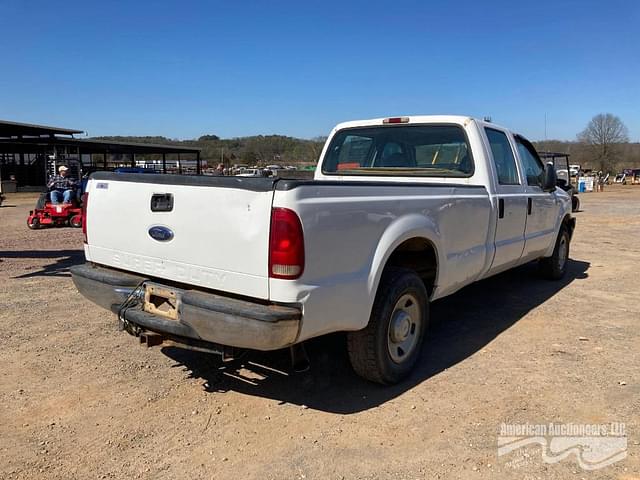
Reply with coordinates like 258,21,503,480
516,138,545,187
485,128,519,185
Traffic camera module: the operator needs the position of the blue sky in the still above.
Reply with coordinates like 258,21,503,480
1,0,638,141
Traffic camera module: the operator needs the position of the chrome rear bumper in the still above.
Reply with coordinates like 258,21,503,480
71,263,301,351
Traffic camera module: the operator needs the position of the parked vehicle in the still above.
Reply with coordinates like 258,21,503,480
71,115,575,384
113,167,156,174
569,164,581,177
614,173,627,184
538,152,579,212
624,169,640,184
235,168,263,177
230,164,248,175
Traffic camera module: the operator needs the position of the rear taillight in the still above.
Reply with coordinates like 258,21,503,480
269,207,304,279
81,192,88,243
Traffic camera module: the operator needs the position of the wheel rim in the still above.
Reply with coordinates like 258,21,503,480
387,293,421,364
557,234,568,271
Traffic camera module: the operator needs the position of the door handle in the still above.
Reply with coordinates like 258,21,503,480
527,197,532,215
498,198,504,219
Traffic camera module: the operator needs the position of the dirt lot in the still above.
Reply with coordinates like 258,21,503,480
0,188,639,479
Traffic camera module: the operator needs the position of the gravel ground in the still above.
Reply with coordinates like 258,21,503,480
0,188,638,479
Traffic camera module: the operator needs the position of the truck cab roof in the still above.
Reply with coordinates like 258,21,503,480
332,115,512,134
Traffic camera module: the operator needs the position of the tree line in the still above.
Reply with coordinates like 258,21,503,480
92,134,326,166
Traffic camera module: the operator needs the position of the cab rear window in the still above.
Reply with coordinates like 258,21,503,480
322,125,473,177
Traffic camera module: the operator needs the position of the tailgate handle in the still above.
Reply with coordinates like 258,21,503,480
151,193,174,212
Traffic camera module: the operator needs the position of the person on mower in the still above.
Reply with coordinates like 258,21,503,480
47,166,77,205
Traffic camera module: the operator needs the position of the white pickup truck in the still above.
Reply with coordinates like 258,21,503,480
71,115,575,384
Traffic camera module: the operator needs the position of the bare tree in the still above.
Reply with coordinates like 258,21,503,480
577,113,629,172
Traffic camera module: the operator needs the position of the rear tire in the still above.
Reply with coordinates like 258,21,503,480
70,215,82,228
27,217,40,230
539,226,570,280
572,196,580,212
347,267,428,384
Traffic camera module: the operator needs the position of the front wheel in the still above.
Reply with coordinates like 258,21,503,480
539,226,570,280
347,267,428,384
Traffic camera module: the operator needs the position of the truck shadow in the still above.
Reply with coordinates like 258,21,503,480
0,249,85,278
162,259,590,414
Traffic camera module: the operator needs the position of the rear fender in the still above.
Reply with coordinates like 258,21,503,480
368,214,443,303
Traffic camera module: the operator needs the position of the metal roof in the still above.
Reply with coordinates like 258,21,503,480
57,137,200,154
0,136,200,155
0,119,83,138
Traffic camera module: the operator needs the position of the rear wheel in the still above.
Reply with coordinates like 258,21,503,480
347,267,428,384
572,196,580,212
27,216,40,230
70,215,82,228
539,226,570,280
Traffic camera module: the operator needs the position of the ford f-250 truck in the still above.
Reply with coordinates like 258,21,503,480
71,115,575,384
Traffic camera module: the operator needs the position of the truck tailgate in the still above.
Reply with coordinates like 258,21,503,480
84,173,275,299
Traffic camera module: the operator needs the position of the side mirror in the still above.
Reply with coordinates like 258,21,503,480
543,162,557,192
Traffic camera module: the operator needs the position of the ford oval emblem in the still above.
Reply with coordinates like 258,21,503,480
148,225,174,242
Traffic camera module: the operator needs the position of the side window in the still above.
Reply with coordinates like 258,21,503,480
516,138,545,187
485,128,519,185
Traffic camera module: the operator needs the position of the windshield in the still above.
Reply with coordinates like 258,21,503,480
321,124,473,177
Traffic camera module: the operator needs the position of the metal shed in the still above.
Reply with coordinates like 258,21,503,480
0,119,201,190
